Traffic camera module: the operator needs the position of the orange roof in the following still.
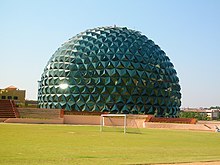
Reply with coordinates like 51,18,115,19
5,85,17,90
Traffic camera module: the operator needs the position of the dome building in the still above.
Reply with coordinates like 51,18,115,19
38,26,181,117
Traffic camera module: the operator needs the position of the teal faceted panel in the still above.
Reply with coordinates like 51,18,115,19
38,26,181,117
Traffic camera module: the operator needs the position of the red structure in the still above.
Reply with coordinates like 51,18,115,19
0,100,19,118
145,115,197,124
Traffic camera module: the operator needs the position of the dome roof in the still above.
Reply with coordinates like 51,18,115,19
38,26,181,117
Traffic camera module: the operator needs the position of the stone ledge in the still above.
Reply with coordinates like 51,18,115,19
144,122,215,131
4,118,64,124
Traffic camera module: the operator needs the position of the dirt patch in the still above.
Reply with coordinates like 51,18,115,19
156,160,220,165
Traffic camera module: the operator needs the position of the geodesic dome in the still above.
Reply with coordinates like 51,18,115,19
38,26,181,117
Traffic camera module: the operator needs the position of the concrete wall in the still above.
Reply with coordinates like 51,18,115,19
143,122,215,131
63,114,147,128
102,115,147,128
64,115,100,125
4,118,64,124
18,108,62,119
63,115,219,131
2,110,219,132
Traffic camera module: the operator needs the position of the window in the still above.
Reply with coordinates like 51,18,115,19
14,96,18,100
7,96,12,99
1,96,6,99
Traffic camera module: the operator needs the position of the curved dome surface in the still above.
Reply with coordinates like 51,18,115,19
38,26,181,117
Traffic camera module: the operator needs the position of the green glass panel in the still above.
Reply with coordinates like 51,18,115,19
38,26,181,117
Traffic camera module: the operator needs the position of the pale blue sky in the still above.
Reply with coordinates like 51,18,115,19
0,0,220,108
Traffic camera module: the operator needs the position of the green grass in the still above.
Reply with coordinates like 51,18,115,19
1,124,220,165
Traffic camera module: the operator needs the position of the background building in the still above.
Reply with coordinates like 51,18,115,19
0,86,25,104
38,26,181,117
181,108,220,120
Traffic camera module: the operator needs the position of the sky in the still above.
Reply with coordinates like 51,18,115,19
0,0,220,108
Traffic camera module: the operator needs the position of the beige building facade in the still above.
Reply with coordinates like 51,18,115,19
0,86,25,104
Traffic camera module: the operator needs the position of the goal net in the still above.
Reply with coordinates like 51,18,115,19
100,114,145,133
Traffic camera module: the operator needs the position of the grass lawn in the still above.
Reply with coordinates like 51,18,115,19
0,123,220,165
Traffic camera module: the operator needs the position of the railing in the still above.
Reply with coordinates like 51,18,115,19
10,100,20,118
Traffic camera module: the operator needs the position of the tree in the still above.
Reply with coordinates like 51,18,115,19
179,111,208,120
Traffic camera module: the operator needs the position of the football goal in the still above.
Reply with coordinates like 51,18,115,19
100,114,144,134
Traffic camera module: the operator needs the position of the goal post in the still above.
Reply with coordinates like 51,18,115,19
100,114,127,133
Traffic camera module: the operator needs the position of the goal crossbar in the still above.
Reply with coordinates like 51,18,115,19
100,114,127,133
